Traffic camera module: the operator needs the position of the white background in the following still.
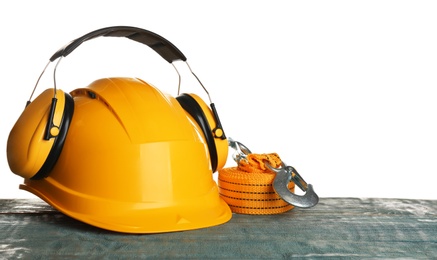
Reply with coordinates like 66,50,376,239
1,0,436,200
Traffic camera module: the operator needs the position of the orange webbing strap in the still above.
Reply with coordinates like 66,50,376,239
218,153,295,214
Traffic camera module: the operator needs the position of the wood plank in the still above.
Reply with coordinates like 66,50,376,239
1,198,436,258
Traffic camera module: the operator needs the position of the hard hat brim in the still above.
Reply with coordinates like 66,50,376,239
20,179,232,233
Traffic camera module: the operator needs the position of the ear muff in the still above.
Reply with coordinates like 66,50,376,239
176,93,228,173
7,89,74,179
7,26,225,177
7,26,186,180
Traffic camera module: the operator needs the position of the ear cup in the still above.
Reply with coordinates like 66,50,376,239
7,89,74,179
176,93,228,173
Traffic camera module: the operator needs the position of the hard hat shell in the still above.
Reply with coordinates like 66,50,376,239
19,77,232,233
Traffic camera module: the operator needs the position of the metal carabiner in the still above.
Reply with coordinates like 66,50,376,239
266,162,319,208
228,137,252,164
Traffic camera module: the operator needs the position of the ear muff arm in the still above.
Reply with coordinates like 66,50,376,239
44,98,58,140
210,103,226,140
49,26,186,63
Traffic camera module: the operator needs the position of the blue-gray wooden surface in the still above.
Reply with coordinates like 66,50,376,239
1,198,436,259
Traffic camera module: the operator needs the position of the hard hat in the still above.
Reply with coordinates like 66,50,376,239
7,26,232,233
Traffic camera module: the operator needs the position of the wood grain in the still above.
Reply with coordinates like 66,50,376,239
1,198,436,259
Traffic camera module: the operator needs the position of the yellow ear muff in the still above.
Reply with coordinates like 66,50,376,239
176,93,228,172
7,88,74,179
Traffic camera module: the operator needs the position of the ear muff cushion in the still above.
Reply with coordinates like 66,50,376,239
32,92,74,179
176,94,218,173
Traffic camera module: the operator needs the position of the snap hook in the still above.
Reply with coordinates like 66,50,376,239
266,162,319,208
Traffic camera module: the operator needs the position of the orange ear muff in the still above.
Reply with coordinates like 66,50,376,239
176,93,228,173
7,88,74,179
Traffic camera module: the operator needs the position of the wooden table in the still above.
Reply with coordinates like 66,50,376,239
1,198,436,259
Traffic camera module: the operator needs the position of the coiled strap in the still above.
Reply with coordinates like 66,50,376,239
218,153,295,214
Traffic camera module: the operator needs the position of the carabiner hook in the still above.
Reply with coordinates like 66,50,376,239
266,162,319,208
228,137,252,164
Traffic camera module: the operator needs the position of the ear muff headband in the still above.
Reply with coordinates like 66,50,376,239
50,26,186,63
177,94,219,172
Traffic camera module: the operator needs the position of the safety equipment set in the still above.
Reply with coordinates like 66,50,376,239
7,26,318,233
